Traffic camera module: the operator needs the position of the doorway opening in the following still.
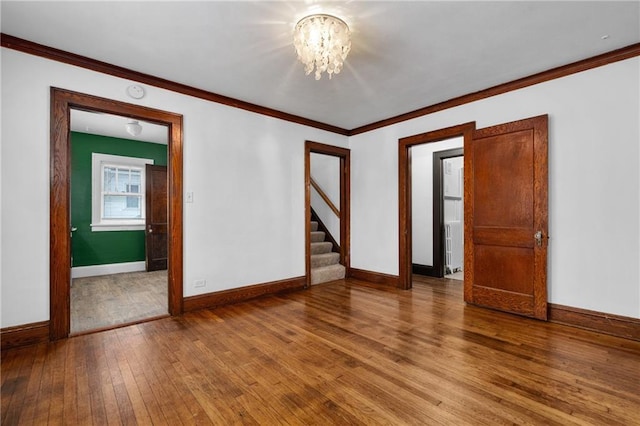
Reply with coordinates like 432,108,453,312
437,149,464,280
304,141,350,287
398,123,475,290
410,143,464,279
69,110,170,334
50,88,184,340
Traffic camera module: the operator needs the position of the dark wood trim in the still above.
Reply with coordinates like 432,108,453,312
1,33,349,136
432,148,464,278
305,141,351,287
50,87,183,340
549,304,640,342
1,321,50,351
350,42,640,135
398,123,475,290
349,268,399,288
411,263,437,277
310,207,340,254
183,276,306,312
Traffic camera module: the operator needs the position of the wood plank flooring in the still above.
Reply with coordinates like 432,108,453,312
2,276,639,425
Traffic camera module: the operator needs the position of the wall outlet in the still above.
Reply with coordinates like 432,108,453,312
193,279,206,288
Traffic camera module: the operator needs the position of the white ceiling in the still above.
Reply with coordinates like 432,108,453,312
71,109,169,144
2,1,639,133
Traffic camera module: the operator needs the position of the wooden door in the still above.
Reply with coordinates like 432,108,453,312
464,115,548,320
145,165,168,271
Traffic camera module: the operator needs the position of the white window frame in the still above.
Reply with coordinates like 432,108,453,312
91,153,154,232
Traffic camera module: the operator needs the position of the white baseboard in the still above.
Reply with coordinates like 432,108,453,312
72,261,146,278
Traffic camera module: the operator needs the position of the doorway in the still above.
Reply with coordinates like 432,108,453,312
304,141,350,287
399,123,474,289
50,87,184,340
437,149,464,280
411,143,464,278
69,110,170,334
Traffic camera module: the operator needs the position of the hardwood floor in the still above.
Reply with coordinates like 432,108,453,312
2,276,639,425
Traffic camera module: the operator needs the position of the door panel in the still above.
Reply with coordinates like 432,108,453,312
464,115,548,320
145,164,168,271
473,130,534,228
474,246,534,294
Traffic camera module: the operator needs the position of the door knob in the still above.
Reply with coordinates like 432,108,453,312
534,231,543,247
148,227,153,233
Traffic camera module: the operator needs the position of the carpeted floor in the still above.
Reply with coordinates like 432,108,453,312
71,270,168,334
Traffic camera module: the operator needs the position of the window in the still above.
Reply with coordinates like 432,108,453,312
91,153,154,231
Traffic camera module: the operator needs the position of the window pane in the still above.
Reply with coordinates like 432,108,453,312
117,168,130,193
126,196,140,209
128,170,141,194
104,167,117,192
103,195,142,219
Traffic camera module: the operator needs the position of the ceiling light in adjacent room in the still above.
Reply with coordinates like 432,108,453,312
293,14,351,80
126,120,142,136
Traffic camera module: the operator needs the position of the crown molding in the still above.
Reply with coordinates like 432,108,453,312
0,33,349,136
2,33,639,137
348,42,640,136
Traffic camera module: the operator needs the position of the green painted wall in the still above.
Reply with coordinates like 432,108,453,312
71,132,167,267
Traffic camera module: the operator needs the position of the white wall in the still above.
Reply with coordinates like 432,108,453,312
411,138,463,265
310,153,340,241
351,57,640,318
0,48,348,328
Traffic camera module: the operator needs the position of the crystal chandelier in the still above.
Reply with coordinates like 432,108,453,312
293,14,351,80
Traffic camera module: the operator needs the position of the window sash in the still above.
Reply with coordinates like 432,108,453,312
91,153,154,231
101,164,145,220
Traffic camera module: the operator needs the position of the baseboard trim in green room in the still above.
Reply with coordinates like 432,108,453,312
71,261,146,279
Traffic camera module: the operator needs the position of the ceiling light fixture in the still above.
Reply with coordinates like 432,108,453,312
293,14,351,80
126,120,142,137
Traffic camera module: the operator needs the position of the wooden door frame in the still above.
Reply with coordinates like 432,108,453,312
398,123,475,290
304,141,350,288
50,87,184,340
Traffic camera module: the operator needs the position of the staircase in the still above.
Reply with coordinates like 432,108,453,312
310,220,345,285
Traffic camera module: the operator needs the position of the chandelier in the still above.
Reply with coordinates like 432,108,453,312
293,14,351,80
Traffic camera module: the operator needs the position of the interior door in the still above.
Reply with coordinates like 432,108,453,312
464,115,548,320
145,164,168,271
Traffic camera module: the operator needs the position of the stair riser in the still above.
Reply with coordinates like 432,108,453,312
311,253,341,268
310,221,319,232
310,231,326,243
311,242,333,255
311,264,346,285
